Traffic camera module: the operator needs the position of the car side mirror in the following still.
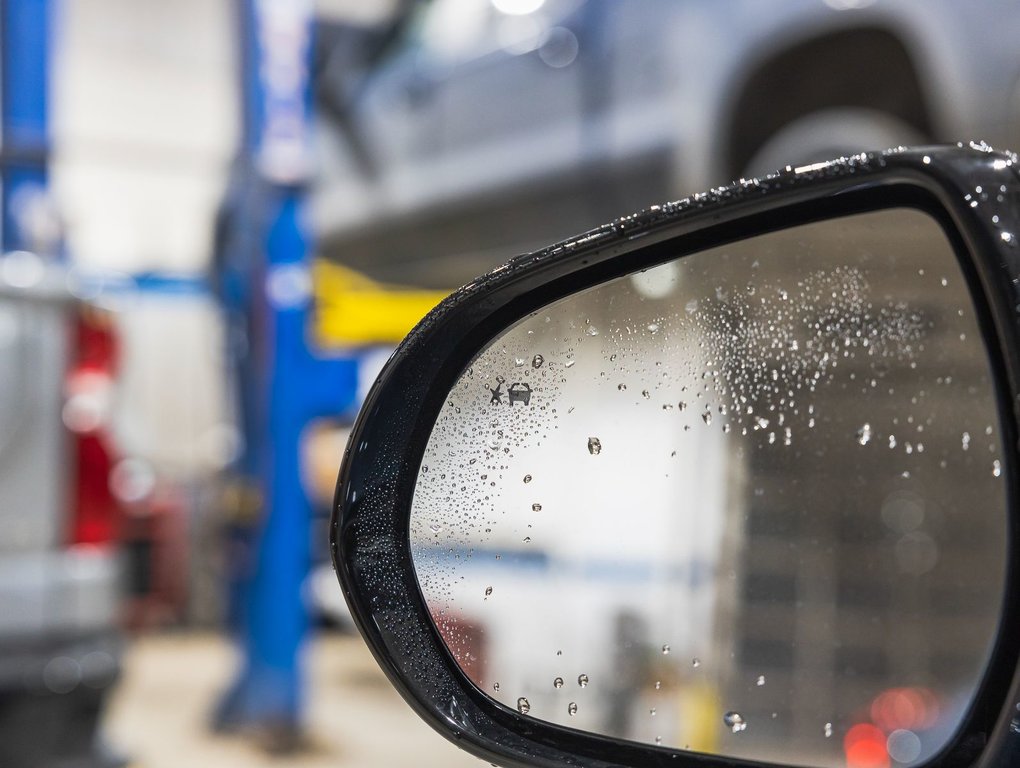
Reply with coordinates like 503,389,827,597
333,146,1020,768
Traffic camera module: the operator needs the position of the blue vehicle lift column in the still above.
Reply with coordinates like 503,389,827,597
1,0,51,252
214,0,358,736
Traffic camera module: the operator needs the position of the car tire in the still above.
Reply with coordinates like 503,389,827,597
742,107,926,178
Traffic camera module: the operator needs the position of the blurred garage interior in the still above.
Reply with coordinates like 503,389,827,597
0,0,1019,766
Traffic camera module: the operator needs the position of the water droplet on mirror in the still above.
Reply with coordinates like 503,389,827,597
565,360,576,368
993,459,1002,477
691,657,699,667
493,682,500,692
532,503,542,512
724,711,747,733
661,644,670,655
429,523,442,534
702,411,712,426
962,431,971,450
553,677,564,689
642,390,650,399
655,681,661,690
756,675,765,687
523,536,531,543
618,383,627,391
514,357,525,367
586,326,599,337
655,736,662,745
824,722,833,738
650,708,657,716
523,474,532,483
889,435,897,449
857,423,872,446
532,354,544,368
587,437,602,455
484,586,492,597
568,702,578,716
578,674,589,688
517,697,531,714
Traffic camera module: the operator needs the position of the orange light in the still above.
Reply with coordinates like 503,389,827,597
870,687,939,731
845,723,890,768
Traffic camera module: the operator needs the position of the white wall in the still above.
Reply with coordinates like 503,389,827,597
52,0,238,273
51,0,240,476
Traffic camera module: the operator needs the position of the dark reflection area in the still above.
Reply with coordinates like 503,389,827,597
410,208,1007,768
715,217,1005,767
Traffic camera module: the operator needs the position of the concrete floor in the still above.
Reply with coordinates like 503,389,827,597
103,631,483,768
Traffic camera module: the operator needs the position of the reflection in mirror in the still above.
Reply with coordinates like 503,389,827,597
409,209,1008,768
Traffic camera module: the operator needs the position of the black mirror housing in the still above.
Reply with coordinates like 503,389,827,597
332,145,1020,768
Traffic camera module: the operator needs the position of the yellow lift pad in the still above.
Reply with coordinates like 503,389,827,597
313,261,449,347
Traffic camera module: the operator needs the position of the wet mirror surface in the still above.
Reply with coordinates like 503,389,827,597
409,209,1008,768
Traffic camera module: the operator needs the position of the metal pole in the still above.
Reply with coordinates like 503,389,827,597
214,0,358,738
0,0,51,253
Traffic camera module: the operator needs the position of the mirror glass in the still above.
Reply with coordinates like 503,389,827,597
409,208,1008,768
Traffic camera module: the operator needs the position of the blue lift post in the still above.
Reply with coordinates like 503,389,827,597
0,0,51,252
1,0,353,737
214,0,359,737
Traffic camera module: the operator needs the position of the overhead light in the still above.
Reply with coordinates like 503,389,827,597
492,0,545,16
